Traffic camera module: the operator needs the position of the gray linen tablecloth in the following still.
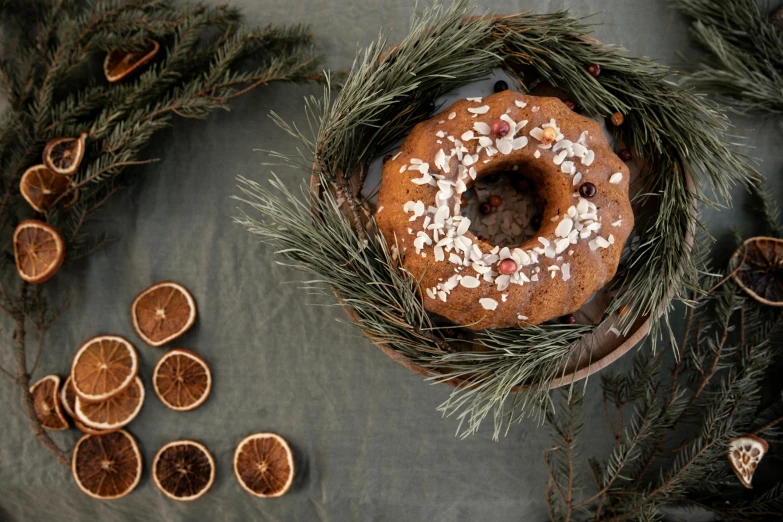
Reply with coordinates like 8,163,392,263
2,1,780,520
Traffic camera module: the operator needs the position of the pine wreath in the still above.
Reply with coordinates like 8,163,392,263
236,1,756,438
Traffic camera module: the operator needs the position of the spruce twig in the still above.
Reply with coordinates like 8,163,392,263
0,0,320,465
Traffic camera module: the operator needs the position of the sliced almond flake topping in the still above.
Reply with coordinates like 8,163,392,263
529,127,544,141
438,120,445,124
411,172,433,185
573,172,583,185
426,288,436,299
468,105,490,115
478,136,493,148
501,293,509,302
436,130,446,138
532,106,539,112
608,234,615,244
410,158,423,165
399,165,407,173
448,111,456,120
561,161,575,174
553,150,568,165
582,150,595,166
515,100,527,108
531,274,539,281
555,218,573,238
517,314,528,320
462,154,476,167
461,130,475,141
467,97,482,102
609,172,623,184
534,150,541,158
479,298,498,311
612,219,622,227
449,253,462,265
460,276,481,288
496,138,513,155
512,137,528,150
561,263,571,281
474,122,491,135
392,151,402,161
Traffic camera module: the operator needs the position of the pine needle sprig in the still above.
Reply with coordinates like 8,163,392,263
545,239,783,520
0,0,321,466
236,0,755,439
677,0,783,114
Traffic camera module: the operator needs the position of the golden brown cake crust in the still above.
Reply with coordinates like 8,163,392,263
376,91,634,329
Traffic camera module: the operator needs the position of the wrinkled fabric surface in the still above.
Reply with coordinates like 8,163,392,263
2,1,780,520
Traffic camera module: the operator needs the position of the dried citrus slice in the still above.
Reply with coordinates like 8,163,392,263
74,376,145,432
60,375,77,419
72,429,142,500
29,375,69,430
13,220,65,284
152,348,211,411
104,40,160,83
131,281,197,347
70,335,138,403
42,132,87,176
728,434,768,488
20,164,71,212
732,237,783,306
152,440,216,501
234,433,295,498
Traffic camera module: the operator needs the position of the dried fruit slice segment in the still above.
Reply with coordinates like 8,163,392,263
234,433,295,498
20,165,71,212
152,348,211,411
29,375,69,430
728,434,768,488
72,430,142,499
74,376,145,432
131,281,197,347
732,237,783,306
60,375,77,419
13,220,65,284
152,440,216,501
104,40,160,82
70,335,139,403
42,132,87,176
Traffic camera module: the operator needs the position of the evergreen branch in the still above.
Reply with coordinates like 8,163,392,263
677,0,783,114
0,0,320,466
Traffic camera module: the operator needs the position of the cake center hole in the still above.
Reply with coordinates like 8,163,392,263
462,171,544,248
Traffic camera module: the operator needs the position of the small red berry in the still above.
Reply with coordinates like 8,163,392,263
587,63,601,78
498,258,518,275
563,99,576,111
610,112,624,126
479,202,493,215
489,195,502,207
618,149,632,162
560,314,577,324
491,118,510,137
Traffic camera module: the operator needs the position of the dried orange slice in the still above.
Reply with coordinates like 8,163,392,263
152,440,216,501
728,434,768,488
104,40,160,83
60,375,77,419
72,429,142,500
131,281,197,347
13,220,65,284
20,164,71,212
42,132,87,176
74,376,145,432
70,335,139,403
152,348,211,411
732,237,783,306
234,433,295,498
29,375,69,431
